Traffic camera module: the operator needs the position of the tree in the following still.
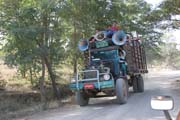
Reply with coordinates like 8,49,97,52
0,0,169,99
147,0,180,29
0,0,66,99
160,0,180,29
63,0,162,71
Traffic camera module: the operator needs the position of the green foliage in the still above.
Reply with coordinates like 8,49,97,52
1,0,178,96
0,0,66,91
160,0,180,15
160,42,180,69
147,0,180,29
62,0,163,72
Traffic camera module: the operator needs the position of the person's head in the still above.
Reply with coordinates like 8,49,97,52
107,25,111,29
112,21,118,27
95,29,99,33
107,23,111,29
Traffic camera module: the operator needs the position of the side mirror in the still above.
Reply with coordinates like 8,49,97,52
151,96,174,110
70,75,77,83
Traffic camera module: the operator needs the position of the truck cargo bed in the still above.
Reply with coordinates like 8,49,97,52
124,40,148,74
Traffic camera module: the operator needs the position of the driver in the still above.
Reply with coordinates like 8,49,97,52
118,47,127,76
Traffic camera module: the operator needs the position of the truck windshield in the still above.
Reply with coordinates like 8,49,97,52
91,50,118,60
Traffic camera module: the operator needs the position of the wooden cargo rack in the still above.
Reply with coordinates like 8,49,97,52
124,39,148,74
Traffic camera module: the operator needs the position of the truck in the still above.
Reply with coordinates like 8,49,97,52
69,30,148,106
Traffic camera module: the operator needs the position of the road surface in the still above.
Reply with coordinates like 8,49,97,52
21,71,180,120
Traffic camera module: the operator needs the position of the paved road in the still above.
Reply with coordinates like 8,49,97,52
22,71,180,120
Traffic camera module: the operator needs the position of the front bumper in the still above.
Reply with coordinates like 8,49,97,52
69,79,114,90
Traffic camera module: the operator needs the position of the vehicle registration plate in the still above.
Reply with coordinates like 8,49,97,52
83,83,94,89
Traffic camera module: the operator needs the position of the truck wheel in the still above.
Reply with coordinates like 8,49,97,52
75,91,89,106
132,76,138,93
116,78,128,104
137,75,144,92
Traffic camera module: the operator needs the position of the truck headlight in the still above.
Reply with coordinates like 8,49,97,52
103,74,110,80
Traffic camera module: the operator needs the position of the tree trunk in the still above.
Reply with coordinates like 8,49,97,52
38,9,60,99
39,59,46,103
73,20,77,74
43,55,60,99
73,57,77,74
21,64,26,78
29,67,33,86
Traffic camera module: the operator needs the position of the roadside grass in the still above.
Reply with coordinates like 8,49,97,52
0,61,74,120
55,64,73,84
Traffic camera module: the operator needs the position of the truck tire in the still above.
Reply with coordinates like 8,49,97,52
116,78,128,104
132,76,138,93
75,91,89,106
137,75,144,92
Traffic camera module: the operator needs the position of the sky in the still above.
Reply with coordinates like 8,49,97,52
145,0,180,46
145,0,164,8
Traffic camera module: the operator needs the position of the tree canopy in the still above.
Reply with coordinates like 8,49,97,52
0,0,178,99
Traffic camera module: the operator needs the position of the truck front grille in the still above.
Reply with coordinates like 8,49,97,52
78,70,99,81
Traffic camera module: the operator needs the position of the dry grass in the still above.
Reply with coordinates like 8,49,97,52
0,60,32,92
0,90,74,120
0,61,73,120
0,91,40,120
55,64,73,84
0,60,17,89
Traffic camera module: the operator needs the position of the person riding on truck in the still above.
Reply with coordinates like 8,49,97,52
110,21,120,31
105,21,120,38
